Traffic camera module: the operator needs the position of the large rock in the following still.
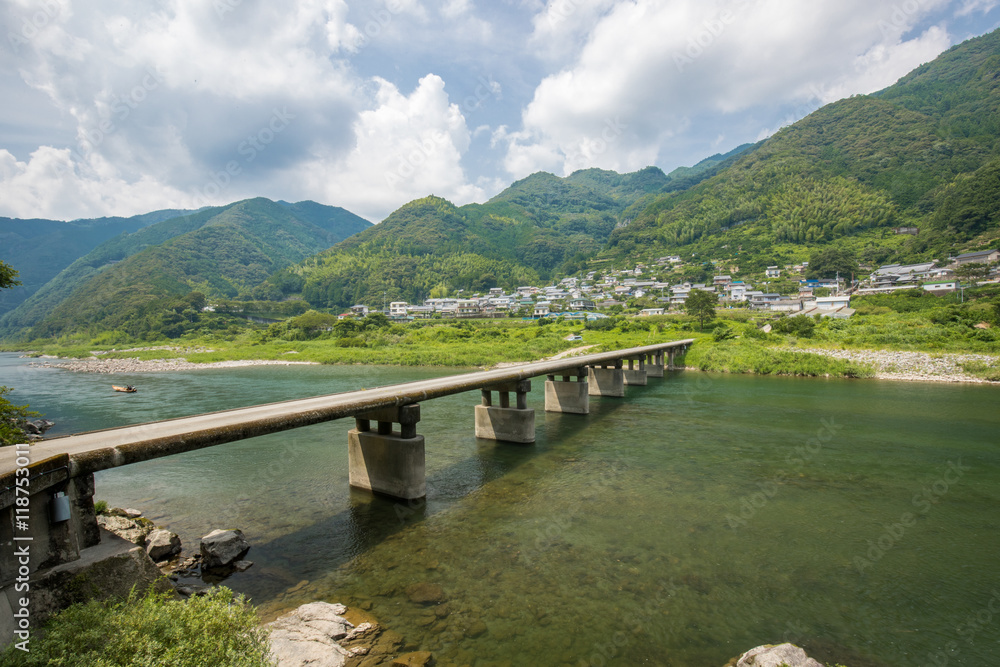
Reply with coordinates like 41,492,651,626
145,529,182,561
405,582,445,605
200,529,251,568
97,514,155,545
268,602,354,667
736,643,823,667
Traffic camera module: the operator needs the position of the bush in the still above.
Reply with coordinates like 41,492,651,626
0,386,39,447
772,315,817,338
0,587,271,667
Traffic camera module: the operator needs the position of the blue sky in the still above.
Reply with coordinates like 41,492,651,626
1,0,998,222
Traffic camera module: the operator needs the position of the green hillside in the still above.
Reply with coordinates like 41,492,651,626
604,28,1000,271
7,199,369,339
273,167,673,309
0,208,189,316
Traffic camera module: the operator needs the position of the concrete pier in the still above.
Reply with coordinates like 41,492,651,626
475,380,535,444
622,357,648,386
348,404,425,500
646,351,664,378
544,366,590,414
588,362,625,397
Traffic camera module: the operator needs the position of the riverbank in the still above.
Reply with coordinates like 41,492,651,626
28,356,318,374
20,344,1000,384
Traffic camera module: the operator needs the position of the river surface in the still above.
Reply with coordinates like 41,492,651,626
2,352,999,666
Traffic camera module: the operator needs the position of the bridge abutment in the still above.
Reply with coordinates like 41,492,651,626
588,362,625,397
475,380,535,444
348,404,425,500
544,367,589,414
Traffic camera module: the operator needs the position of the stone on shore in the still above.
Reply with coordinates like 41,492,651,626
97,514,155,545
145,529,182,561
200,528,251,568
736,643,822,667
268,602,354,667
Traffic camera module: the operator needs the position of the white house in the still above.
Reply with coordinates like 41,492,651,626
815,295,850,309
389,301,408,318
765,266,781,278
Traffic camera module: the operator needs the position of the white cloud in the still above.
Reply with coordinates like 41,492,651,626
292,74,484,222
957,0,999,15
505,0,958,178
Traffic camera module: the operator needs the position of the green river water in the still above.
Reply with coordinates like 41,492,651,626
2,352,998,666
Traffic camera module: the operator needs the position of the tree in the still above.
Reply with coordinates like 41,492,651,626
807,247,858,280
0,262,37,446
953,262,991,285
0,261,21,289
685,289,717,330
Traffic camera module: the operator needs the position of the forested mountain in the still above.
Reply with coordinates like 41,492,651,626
268,166,678,309
604,28,1000,271
2,199,369,339
0,208,190,316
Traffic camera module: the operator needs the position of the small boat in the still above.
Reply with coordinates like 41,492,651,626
112,385,137,393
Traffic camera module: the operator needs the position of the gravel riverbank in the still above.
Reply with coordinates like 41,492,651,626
28,357,318,374
795,348,999,384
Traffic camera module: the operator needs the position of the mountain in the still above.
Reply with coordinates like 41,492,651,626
0,208,191,317
3,199,370,339
603,28,1000,272
271,167,677,309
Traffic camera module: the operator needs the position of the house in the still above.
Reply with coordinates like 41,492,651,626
638,308,665,316
350,304,369,316
389,302,408,318
815,295,850,310
727,282,749,301
892,226,919,235
951,249,999,265
533,301,551,317
771,299,804,313
713,275,732,286
922,281,957,293
456,300,480,317
569,298,595,310
407,305,434,319
765,266,781,278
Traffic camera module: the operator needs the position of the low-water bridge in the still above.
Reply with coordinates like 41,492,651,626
0,339,692,635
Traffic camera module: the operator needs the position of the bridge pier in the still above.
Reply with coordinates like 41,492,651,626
544,367,589,414
475,380,535,444
348,404,425,500
646,351,664,378
622,357,648,386
588,362,625,397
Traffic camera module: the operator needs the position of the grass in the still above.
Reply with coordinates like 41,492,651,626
0,587,270,667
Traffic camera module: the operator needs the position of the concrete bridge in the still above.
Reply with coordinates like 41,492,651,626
0,339,691,635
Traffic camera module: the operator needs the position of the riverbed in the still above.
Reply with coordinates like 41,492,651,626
3,352,998,666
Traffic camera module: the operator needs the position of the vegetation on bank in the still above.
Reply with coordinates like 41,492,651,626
3,286,997,380
0,587,270,667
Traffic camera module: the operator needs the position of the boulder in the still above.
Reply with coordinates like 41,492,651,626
393,651,433,666
200,529,251,568
404,582,445,605
24,419,55,435
736,643,823,667
268,602,354,667
145,529,181,561
97,514,154,545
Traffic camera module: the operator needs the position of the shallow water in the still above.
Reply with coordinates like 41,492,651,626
3,353,999,666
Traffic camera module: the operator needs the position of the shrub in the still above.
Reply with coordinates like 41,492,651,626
0,587,271,667
772,315,817,338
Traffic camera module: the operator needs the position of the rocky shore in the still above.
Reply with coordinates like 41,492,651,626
796,348,998,384
29,356,318,374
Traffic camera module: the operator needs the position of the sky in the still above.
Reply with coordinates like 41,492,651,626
0,0,998,223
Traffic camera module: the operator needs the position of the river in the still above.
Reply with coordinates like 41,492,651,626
2,352,998,666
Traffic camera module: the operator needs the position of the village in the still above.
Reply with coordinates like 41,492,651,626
338,248,1000,323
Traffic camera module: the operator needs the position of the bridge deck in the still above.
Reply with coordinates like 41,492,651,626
0,340,692,486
